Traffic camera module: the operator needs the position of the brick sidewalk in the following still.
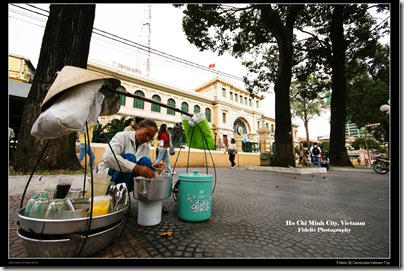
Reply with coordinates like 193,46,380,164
7,167,395,267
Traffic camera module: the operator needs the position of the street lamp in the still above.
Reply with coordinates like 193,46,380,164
379,99,390,115
379,100,390,158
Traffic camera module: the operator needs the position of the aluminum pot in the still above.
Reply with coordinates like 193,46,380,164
133,174,172,201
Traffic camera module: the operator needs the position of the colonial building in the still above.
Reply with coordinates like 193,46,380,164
8,54,300,153
8,53,35,138
88,59,300,152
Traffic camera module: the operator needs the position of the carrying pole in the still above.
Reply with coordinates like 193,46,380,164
102,87,193,117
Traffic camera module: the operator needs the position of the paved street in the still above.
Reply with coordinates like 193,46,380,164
7,166,396,267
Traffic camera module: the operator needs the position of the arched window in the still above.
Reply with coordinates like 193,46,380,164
167,98,176,115
181,102,189,113
133,90,145,109
118,86,126,106
151,95,161,112
193,105,200,113
271,124,274,133
205,108,211,122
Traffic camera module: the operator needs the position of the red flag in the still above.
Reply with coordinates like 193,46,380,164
208,63,215,69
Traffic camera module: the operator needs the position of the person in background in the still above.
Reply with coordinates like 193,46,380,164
321,153,330,171
154,124,175,175
9,127,15,142
123,118,135,131
309,142,322,168
96,118,164,192
373,150,384,159
224,138,237,169
364,153,371,168
299,149,304,165
301,151,312,167
78,122,96,169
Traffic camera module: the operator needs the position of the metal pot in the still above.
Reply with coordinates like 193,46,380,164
17,219,123,257
133,174,172,201
18,204,128,235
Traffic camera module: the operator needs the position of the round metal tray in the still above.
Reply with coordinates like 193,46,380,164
17,204,128,235
17,219,123,257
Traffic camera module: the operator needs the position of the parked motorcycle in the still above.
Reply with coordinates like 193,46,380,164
373,157,390,174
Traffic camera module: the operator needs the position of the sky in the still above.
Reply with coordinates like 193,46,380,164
8,3,389,140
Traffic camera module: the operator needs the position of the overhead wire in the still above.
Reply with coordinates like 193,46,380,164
9,3,245,83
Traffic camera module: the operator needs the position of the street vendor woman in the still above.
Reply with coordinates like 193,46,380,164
96,118,164,192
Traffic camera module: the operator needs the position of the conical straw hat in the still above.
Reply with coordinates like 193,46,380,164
41,65,121,112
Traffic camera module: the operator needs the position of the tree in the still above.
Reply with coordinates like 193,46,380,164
179,4,304,167
11,5,96,174
346,43,390,145
93,116,126,143
294,4,389,166
351,137,385,153
290,76,329,148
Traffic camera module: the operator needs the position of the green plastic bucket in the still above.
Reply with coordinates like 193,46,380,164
177,170,213,222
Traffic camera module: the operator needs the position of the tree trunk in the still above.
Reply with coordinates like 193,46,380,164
260,5,303,167
304,119,310,149
328,5,353,167
11,4,96,174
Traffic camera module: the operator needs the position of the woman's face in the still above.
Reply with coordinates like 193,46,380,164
136,124,157,144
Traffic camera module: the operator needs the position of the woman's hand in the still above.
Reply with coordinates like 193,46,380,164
151,162,165,175
133,164,156,179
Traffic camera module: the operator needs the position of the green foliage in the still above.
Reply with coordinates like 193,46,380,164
351,137,384,151
319,141,330,153
290,76,329,119
290,75,329,142
345,43,389,143
178,4,389,166
93,116,127,143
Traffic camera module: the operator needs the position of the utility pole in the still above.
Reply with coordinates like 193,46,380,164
136,4,151,76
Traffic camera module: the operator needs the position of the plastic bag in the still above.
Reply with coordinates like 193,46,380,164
169,134,175,155
182,112,214,150
169,145,175,155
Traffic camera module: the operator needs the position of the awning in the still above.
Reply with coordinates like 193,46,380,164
8,80,31,99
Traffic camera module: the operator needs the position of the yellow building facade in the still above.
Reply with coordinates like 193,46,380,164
87,59,300,152
8,54,300,159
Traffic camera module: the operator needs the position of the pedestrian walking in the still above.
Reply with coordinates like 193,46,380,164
77,122,96,169
364,153,371,168
154,124,175,175
224,138,237,169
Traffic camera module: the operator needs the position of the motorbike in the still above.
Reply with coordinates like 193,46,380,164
373,157,390,174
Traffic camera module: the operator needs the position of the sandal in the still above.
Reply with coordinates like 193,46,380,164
162,206,169,214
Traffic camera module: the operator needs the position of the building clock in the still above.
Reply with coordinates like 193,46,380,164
234,118,247,135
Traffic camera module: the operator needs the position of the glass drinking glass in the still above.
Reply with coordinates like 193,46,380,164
29,198,49,219
24,191,48,216
44,188,56,200
45,199,66,219
55,175,74,199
